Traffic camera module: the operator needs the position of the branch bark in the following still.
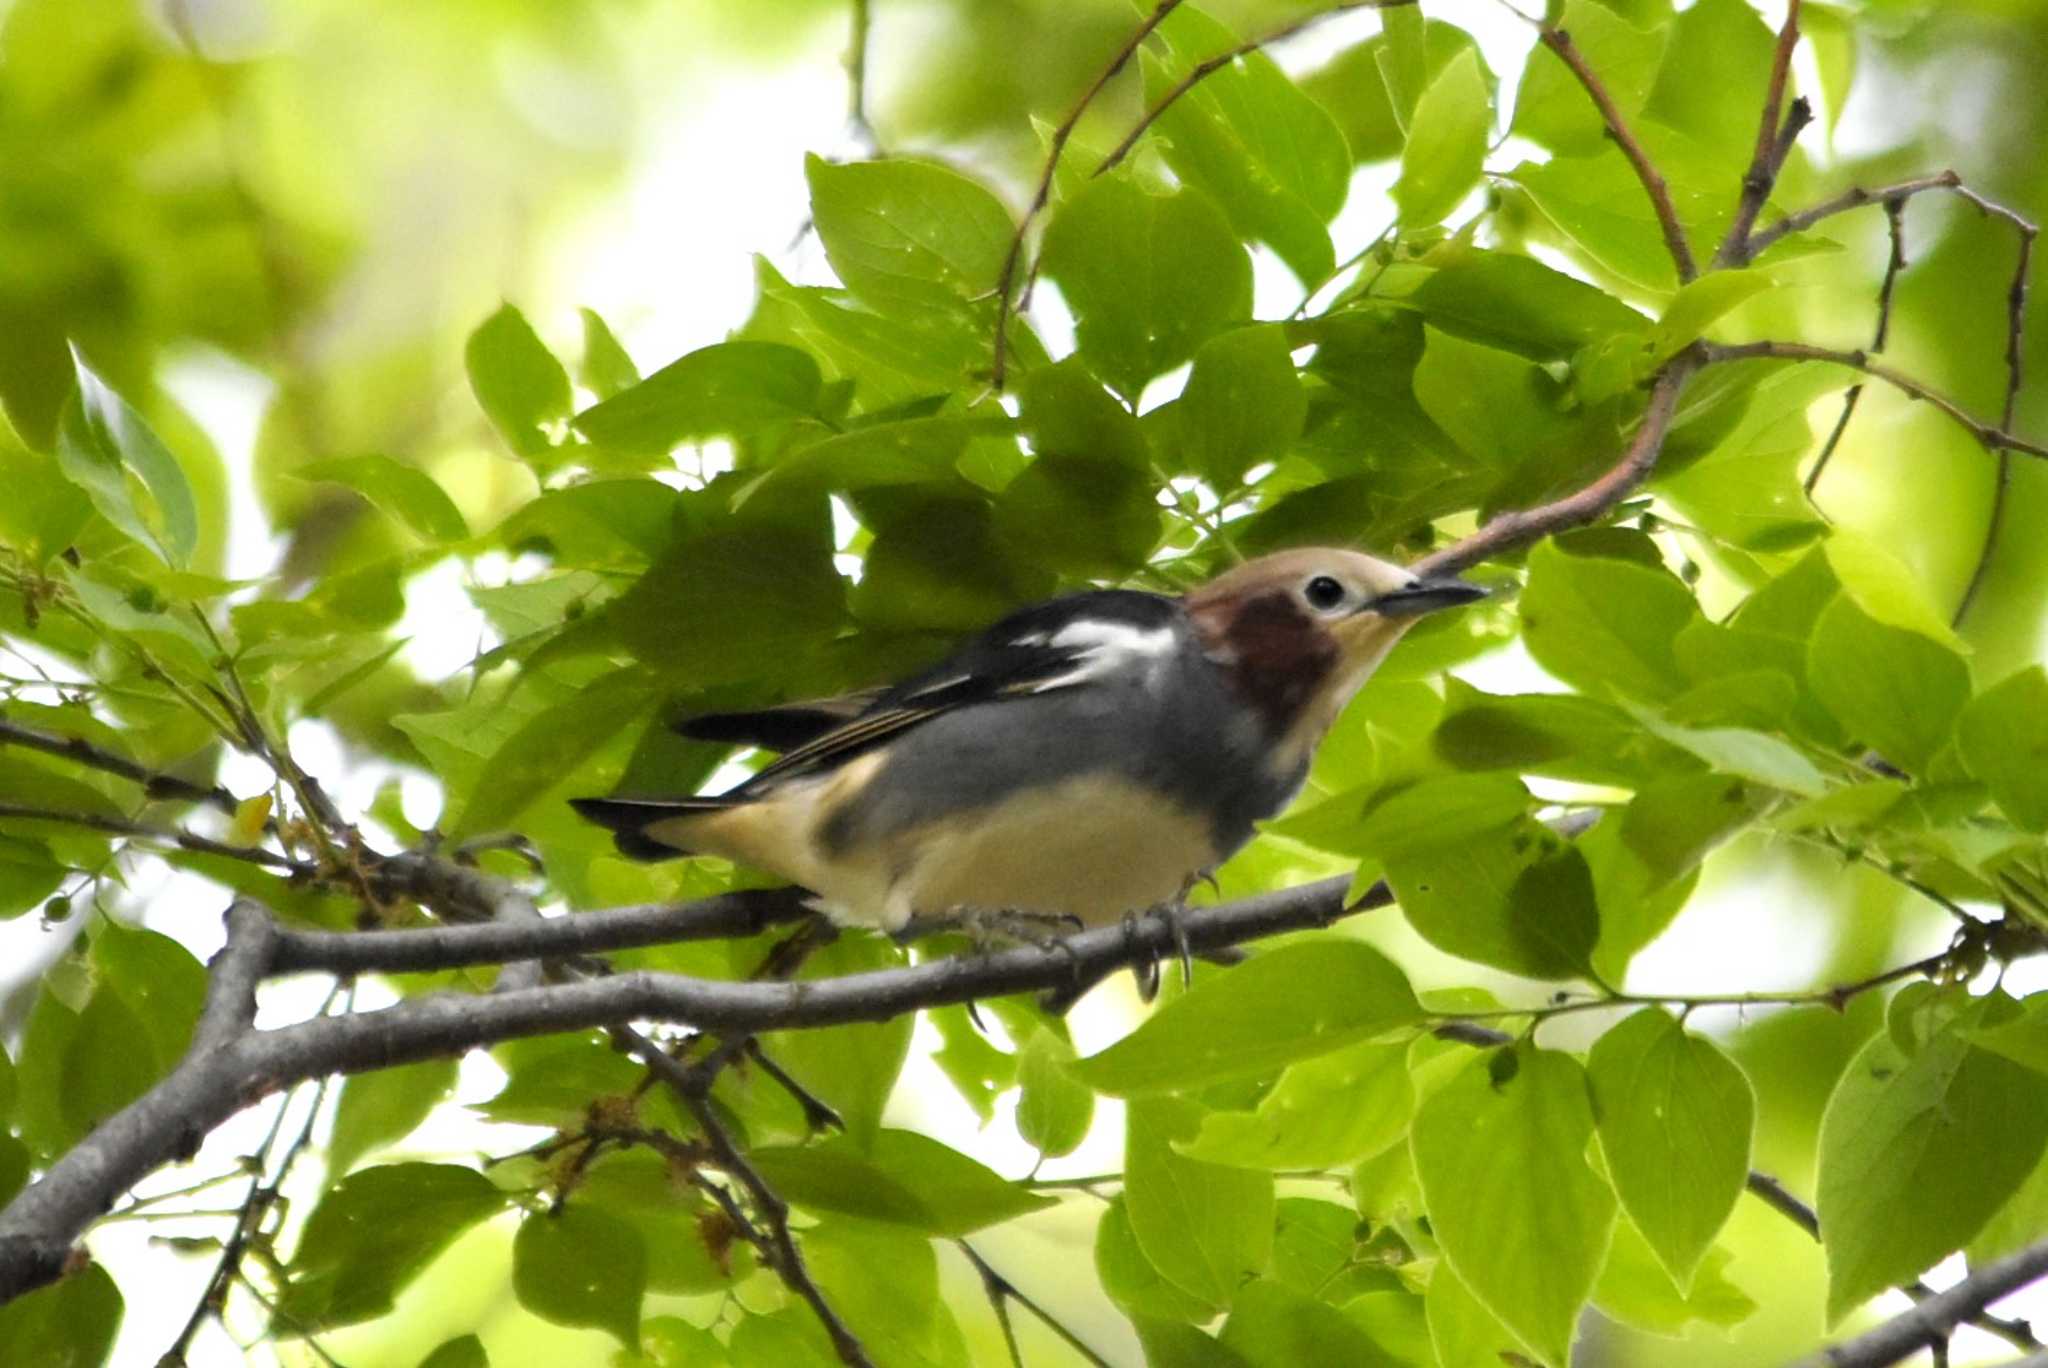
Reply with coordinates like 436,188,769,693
1788,1235,2048,1368
0,874,1357,1305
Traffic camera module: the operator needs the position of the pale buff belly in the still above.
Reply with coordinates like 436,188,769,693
653,765,1218,932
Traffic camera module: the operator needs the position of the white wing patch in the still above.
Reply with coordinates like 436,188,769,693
1029,618,1179,691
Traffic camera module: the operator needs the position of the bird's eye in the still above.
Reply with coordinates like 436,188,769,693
1304,575,1347,611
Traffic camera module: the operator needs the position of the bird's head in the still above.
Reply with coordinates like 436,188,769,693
1184,547,1486,763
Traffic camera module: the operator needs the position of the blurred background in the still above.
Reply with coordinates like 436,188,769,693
3,0,2047,1363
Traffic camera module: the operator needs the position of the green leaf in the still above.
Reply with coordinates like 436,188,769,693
1015,1028,1093,1159
1432,683,1686,787
1967,1140,2048,1268
1587,1009,1753,1289
1508,131,1725,293
1520,537,1699,701
1817,1009,2048,1322
1411,1046,1616,1367
1807,595,1972,772
513,1204,646,1348
454,666,660,838
802,1218,970,1367
1396,48,1489,226
629,1318,732,1368
579,1149,756,1294
1958,667,2048,831
56,351,199,566
1174,324,1307,488
1072,938,1421,1094
1040,177,1252,401
1593,1217,1757,1335
0,1261,121,1367
1144,6,1350,284
1387,817,1600,980
1647,269,1773,364
466,304,573,464
1219,1278,1398,1368
1426,1260,1521,1368
298,454,470,543
993,454,1161,578
805,155,1013,313
1175,1039,1412,1171
1824,533,1969,653
0,1134,31,1211
417,1335,488,1368
764,934,915,1148
572,341,823,455
610,522,845,683
497,479,677,569
59,987,160,1146
1097,1194,1219,1324
578,307,640,399
1641,0,1777,170
1627,707,1828,796
0,444,92,568
1018,356,1148,467
1513,0,1667,154
747,1129,1055,1236
1409,247,1648,361
1125,1096,1275,1311
278,1163,508,1330
327,1058,460,1176
1303,22,1489,164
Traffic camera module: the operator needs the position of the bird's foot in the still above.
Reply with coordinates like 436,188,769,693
1121,902,1194,1004
897,905,1084,955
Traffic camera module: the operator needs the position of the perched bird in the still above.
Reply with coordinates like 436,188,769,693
573,547,1483,934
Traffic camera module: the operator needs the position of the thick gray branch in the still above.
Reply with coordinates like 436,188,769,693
0,873,1354,1304
1789,1236,2048,1367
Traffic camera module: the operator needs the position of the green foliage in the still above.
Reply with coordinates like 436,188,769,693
2,1,2046,1364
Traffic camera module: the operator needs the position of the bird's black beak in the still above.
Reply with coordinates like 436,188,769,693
1367,576,1489,617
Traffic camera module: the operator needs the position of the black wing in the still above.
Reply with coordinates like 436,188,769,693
696,588,1182,791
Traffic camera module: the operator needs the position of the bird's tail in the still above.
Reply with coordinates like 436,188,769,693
568,795,734,862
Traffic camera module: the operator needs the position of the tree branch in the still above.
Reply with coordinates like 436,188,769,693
0,718,242,817
1744,1172,2039,1353
1714,0,1804,267
1412,355,1698,577
615,1025,874,1368
1806,197,1906,496
1091,0,1400,180
989,0,1185,390
0,803,309,873
1700,342,2048,461
0,873,1360,1305
1953,212,2037,627
1788,1235,2048,1368
1534,22,1696,281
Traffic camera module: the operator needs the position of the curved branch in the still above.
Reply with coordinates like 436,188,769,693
1091,0,1399,180
1534,23,1696,281
1413,355,1697,577
1701,342,2048,461
1789,1235,2048,1368
989,0,1185,389
0,719,241,817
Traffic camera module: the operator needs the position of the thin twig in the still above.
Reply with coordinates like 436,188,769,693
0,718,241,816
1533,22,1697,281
1806,197,1906,496
1715,0,1805,267
846,0,876,147
1701,341,2048,460
1091,1,1398,179
0,804,309,873
1954,217,2037,627
989,0,1185,390
1415,356,1698,577
955,1239,1114,1368
614,1026,874,1368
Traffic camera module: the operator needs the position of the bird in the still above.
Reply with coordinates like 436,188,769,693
572,547,1484,936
